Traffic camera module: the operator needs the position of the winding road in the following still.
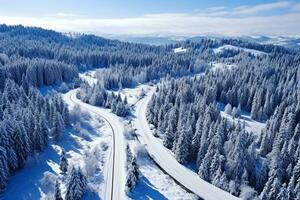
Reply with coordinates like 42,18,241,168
132,87,239,200
64,89,126,200
64,81,238,200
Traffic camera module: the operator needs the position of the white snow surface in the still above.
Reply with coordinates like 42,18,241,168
213,45,267,56
219,104,265,135
64,89,126,200
79,70,98,86
173,47,187,53
114,84,152,106
132,87,239,200
210,62,237,72
127,141,198,200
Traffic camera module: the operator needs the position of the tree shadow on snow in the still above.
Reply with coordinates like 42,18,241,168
0,124,96,200
129,176,168,200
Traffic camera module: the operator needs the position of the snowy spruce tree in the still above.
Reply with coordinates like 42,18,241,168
65,167,87,200
54,180,63,200
59,149,68,174
125,146,139,193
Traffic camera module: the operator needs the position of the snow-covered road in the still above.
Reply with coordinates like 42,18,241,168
65,89,126,200
132,88,239,200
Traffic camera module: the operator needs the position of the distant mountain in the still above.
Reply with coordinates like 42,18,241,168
108,34,300,49
241,35,300,49
105,35,183,45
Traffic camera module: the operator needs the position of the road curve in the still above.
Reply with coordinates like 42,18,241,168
64,89,125,200
132,87,240,200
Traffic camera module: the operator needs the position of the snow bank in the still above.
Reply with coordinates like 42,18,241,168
126,140,197,200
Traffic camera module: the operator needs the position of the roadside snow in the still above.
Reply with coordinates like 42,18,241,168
65,89,126,200
174,47,187,53
115,84,152,106
213,45,267,56
126,141,197,200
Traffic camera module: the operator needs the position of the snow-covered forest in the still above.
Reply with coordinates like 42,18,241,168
0,80,69,191
1,24,300,199
147,43,300,199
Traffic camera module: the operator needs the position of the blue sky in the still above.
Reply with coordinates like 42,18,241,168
0,0,299,36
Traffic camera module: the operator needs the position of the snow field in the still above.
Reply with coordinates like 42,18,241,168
213,45,267,56
173,47,187,53
209,62,237,72
218,103,265,135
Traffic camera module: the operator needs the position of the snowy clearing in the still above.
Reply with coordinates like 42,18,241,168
218,103,266,135
114,84,152,106
209,62,237,72
173,47,187,53
213,45,267,56
132,87,239,200
79,70,98,86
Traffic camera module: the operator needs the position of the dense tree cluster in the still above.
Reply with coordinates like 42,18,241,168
77,82,130,117
147,67,300,199
0,79,69,191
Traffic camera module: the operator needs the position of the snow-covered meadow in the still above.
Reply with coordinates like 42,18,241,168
213,44,267,56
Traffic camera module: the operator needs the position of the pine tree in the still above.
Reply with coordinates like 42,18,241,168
65,167,87,200
287,175,296,200
224,103,232,115
59,149,68,174
13,122,30,167
52,113,64,141
126,144,133,169
33,115,47,152
126,156,139,193
269,177,281,200
232,104,241,119
0,146,9,191
174,124,192,164
54,180,63,200
293,156,300,182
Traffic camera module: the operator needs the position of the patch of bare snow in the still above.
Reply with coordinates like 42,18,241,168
209,62,237,72
173,47,187,53
79,70,98,86
219,107,265,135
114,84,152,106
213,45,267,56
